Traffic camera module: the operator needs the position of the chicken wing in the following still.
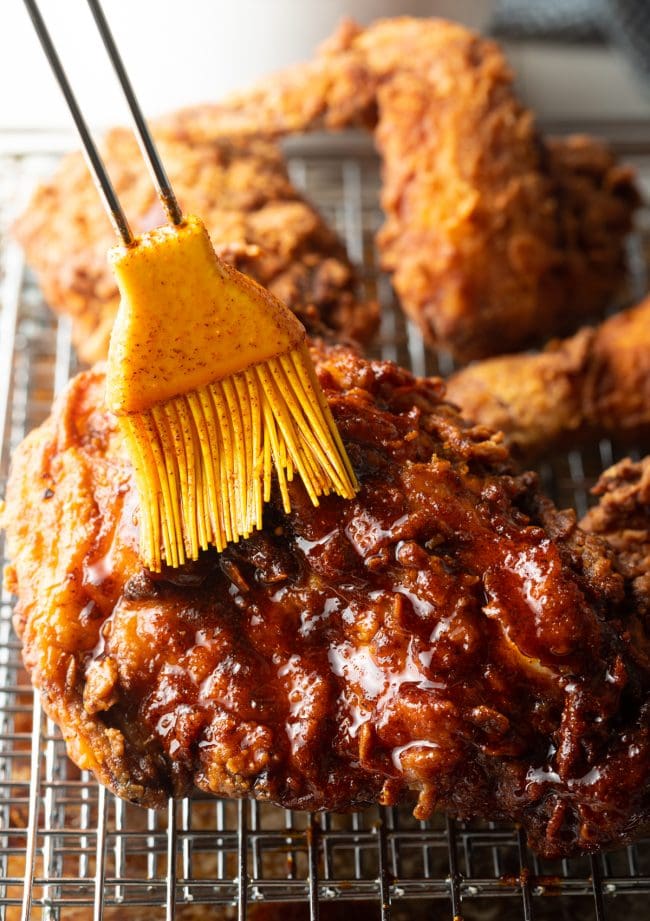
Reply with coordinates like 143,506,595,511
446,297,650,457
3,344,648,858
14,129,378,365
161,17,639,361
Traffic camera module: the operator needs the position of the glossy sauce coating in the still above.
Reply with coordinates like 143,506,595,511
3,344,648,857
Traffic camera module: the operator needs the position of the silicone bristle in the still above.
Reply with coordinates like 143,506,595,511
120,342,358,570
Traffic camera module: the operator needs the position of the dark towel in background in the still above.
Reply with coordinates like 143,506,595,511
492,0,650,83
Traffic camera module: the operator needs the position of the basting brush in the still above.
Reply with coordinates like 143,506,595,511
26,0,358,571
107,217,358,570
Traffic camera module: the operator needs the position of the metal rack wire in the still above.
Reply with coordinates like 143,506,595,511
1,133,649,921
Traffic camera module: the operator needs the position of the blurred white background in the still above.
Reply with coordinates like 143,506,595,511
2,1,490,131
1,0,649,132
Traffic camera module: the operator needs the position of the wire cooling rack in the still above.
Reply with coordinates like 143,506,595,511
1,131,650,921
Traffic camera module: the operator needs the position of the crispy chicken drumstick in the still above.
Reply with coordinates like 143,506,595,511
446,297,650,457
2,344,648,858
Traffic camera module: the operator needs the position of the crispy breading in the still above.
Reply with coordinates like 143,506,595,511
581,457,650,624
446,297,650,457
160,17,639,360
14,129,377,365
15,18,637,365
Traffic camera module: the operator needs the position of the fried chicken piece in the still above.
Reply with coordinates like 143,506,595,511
581,457,650,624
545,136,640,322
161,17,639,361
14,129,377,365
446,297,650,457
3,343,649,858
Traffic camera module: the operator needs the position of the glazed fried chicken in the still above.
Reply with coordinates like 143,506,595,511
3,344,649,858
446,297,650,457
14,129,377,365
162,17,639,361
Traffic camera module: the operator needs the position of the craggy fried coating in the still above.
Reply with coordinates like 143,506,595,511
14,129,377,365
446,297,650,457
581,457,650,623
161,17,639,360
3,343,649,858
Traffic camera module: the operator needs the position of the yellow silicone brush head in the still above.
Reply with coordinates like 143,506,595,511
107,216,358,571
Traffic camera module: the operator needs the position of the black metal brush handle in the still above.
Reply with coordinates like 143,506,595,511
23,0,183,245
23,0,134,244
85,0,183,227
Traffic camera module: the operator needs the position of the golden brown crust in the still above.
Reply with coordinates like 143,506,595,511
3,344,649,858
581,457,650,624
159,17,639,361
446,297,650,457
545,136,641,320
14,130,377,365
15,18,637,366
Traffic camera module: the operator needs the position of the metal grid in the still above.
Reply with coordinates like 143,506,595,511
1,134,650,921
